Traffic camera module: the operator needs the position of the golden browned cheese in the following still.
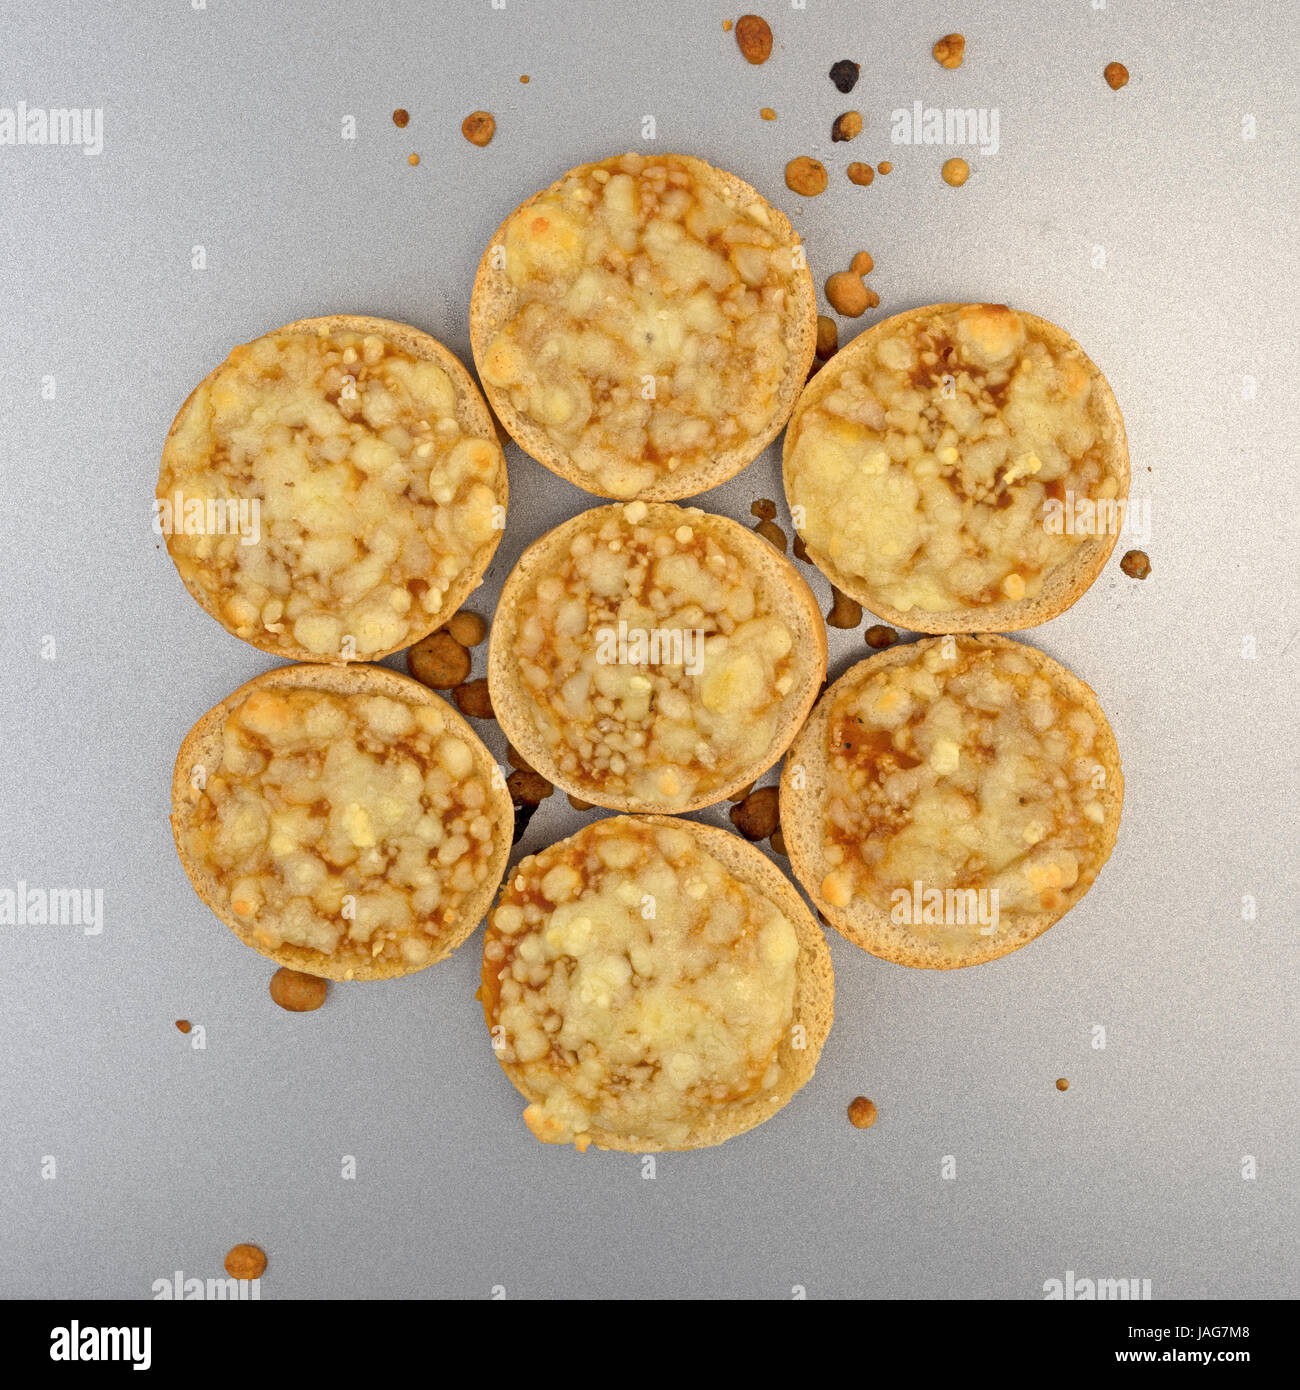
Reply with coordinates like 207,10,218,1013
786,304,1124,619
500,502,809,808
481,818,800,1150
159,325,503,659
477,153,809,498
181,686,501,974
819,640,1114,953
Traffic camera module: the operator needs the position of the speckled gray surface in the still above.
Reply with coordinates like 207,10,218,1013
1,0,1297,1301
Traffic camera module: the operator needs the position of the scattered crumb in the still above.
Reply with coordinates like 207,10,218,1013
815,315,838,360
519,75,530,84
224,1245,267,1281
723,18,733,32
1104,61,1129,90
270,968,328,1013
508,768,554,806
760,106,777,121
792,533,809,563
445,610,488,647
877,161,892,174
826,268,877,317
453,679,495,719
407,630,471,688
770,827,787,856
730,786,780,841
847,161,874,186
174,1019,191,1034
1120,549,1150,579
407,153,420,167
1056,1078,1070,1092
750,498,777,521
567,793,596,812
826,586,862,629
848,1096,878,1129
831,110,863,142
942,156,970,186
512,803,537,843
461,111,495,146
735,14,773,64
784,155,828,196
864,624,898,649
829,59,860,93
392,109,410,129
752,517,787,552
932,33,965,69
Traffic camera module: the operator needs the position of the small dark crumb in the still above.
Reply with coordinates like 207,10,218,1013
816,315,838,360
392,108,410,128
567,793,596,812
1056,1078,1070,1092
453,679,495,719
735,14,773,65
932,33,966,69
769,827,787,856
792,533,809,563
224,1245,267,1281
1120,549,1150,579
1104,61,1129,90
829,59,860,93
508,768,554,806
848,1096,878,1129
750,498,777,521
461,111,496,146
730,786,780,841
826,586,862,629
806,358,822,381
512,803,537,844
753,517,787,552
175,1019,191,1034
864,624,898,649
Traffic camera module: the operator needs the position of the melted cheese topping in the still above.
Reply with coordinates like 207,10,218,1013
507,502,800,809
482,818,799,1150
160,326,504,658
179,686,503,974
786,305,1122,615
479,153,805,498
819,640,1113,954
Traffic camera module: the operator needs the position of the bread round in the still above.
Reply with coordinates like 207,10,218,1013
158,314,507,663
487,501,826,812
783,303,1130,632
470,152,817,501
780,635,1123,969
480,814,834,1151
171,662,512,981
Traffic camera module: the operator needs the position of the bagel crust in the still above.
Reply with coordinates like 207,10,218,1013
780,635,1123,969
170,663,512,981
470,152,817,500
487,501,826,812
783,304,1130,632
480,815,834,1151
158,315,507,663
